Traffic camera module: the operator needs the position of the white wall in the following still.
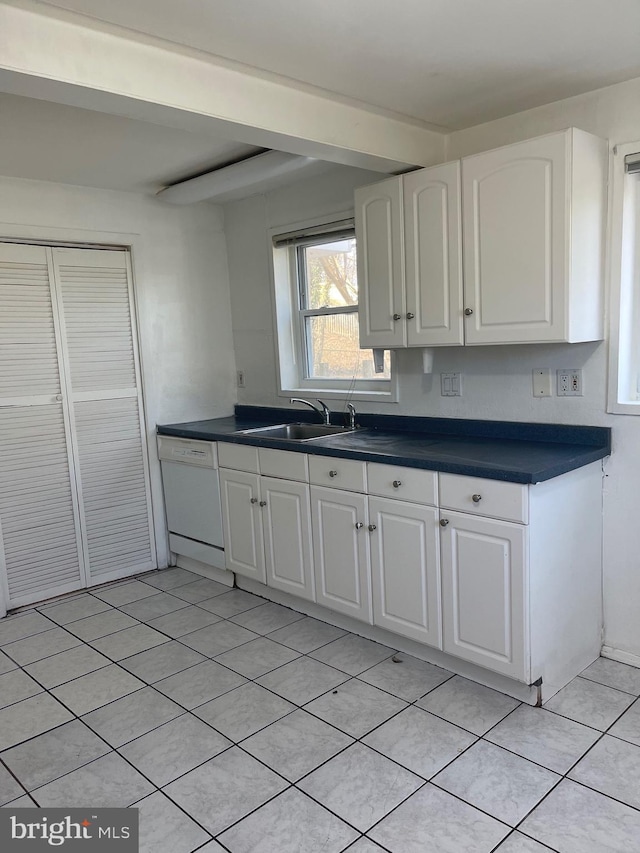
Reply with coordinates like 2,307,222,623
225,165,383,404
0,175,237,567
224,75,640,661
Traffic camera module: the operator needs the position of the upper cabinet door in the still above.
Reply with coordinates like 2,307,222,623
404,162,464,346
462,132,569,344
356,176,406,348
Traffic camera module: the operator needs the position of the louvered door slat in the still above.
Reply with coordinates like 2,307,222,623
0,403,84,607
0,250,61,401
57,256,136,394
54,248,155,585
0,244,85,609
73,399,153,579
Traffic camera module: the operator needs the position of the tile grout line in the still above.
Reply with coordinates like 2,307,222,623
5,572,640,848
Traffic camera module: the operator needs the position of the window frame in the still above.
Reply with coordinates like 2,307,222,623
607,141,640,414
269,212,398,403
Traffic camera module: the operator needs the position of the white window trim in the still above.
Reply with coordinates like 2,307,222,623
268,211,399,403
607,141,640,414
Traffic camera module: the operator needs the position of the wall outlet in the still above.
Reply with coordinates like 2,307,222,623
557,369,583,396
441,372,462,396
236,370,245,388
532,368,552,397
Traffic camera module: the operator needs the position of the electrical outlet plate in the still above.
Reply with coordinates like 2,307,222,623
441,372,462,397
557,369,583,396
532,368,552,397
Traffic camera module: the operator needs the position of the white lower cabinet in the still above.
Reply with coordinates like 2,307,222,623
310,486,371,622
439,510,527,681
219,468,266,584
219,466,315,600
369,496,441,646
220,444,602,697
262,476,314,600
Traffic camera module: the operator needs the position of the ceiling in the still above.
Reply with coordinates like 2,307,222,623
0,92,262,193
4,0,640,198
34,0,640,130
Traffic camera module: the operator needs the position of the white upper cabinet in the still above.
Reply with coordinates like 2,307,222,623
356,176,406,348
462,128,606,344
356,128,606,349
404,162,464,346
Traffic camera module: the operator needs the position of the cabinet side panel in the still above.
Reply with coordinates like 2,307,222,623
529,462,603,700
568,129,607,342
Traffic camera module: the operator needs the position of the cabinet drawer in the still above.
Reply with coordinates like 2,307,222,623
367,463,437,505
309,456,367,493
258,448,308,482
439,473,528,523
217,442,259,473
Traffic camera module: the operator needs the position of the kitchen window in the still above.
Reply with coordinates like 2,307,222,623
271,217,396,401
608,142,640,414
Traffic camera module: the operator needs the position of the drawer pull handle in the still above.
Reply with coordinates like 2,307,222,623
472,494,482,503
329,470,338,477
440,518,450,527
392,480,402,488
368,524,377,532
259,500,267,507
250,497,258,504
355,522,364,530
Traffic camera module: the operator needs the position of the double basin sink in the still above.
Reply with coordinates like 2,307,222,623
237,422,355,442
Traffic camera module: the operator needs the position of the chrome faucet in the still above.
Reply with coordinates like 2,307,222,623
289,397,331,425
346,402,357,430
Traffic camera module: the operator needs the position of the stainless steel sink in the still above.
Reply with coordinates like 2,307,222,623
237,422,352,441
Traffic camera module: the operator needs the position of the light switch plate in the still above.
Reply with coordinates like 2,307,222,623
532,368,552,397
441,372,462,396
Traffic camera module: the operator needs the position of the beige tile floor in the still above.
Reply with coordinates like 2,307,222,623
1,567,640,853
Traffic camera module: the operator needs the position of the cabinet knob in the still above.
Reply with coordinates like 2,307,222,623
368,524,377,532
329,470,338,478
355,522,364,530
392,313,402,321
250,497,258,504
472,494,482,503
439,518,450,527
259,500,267,507
55,394,63,402
406,313,415,320
392,480,402,488
464,308,474,316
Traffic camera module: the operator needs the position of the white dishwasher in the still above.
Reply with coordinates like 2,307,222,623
158,435,225,569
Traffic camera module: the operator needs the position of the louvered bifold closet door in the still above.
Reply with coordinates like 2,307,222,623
52,248,156,584
0,244,85,607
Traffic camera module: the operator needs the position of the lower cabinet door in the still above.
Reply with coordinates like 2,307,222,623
219,468,266,583
369,496,441,647
440,511,529,681
262,476,315,601
311,486,371,622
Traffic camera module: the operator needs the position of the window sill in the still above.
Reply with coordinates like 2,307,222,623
278,386,398,404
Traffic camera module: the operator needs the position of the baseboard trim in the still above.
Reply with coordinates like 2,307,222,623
175,555,234,587
601,645,640,668
236,576,539,705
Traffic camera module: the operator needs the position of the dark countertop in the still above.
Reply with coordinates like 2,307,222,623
157,406,611,484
